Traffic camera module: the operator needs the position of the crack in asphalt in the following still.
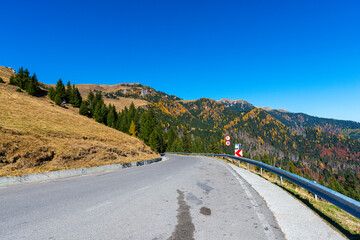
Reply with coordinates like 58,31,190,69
168,190,195,240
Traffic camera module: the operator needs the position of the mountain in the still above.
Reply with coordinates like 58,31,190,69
217,98,360,140
217,98,255,111
0,67,158,177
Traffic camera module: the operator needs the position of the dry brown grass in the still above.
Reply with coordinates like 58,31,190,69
224,158,360,237
0,66,14,83
76,83,131,96
0,82,159,177
101,97,148,111
47,83,149,111
76,84,149,110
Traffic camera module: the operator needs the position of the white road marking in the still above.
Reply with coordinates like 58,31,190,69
228,166,276,240
85,201,112,212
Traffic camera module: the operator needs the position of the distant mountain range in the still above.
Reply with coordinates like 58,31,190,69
217,98,360,139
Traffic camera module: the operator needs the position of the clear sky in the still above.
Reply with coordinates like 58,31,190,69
1,0,359,122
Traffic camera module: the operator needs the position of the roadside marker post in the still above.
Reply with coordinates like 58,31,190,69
235,143,243,167
235,143,243,158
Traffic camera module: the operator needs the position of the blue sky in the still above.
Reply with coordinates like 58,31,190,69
1,0,359,122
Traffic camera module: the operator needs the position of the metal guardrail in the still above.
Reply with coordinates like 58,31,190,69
166,152,360,219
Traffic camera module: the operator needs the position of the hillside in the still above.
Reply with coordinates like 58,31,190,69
265,110,360,138
218,98,255,111
48,83,150,111
221,97,360,139
0,67,158,177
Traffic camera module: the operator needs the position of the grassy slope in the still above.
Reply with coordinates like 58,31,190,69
73,83,149,111
0,67,159,177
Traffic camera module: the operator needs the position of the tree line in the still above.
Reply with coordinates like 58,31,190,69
9,67,42,96
48,79,82,107
78,90,220,154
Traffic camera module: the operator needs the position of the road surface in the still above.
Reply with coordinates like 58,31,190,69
0,154,284,240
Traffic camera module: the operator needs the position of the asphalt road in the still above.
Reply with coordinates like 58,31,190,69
0,154,284,240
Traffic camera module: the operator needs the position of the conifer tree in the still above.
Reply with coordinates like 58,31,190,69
116,113,123,131
87,90,95,108
107,104,117,128
55,79,66,103
48,87,56,100
134,110,141,134
128,102,136,121
54,94,62,105
149,130,160,152
66,81,72,102
26,79,36,96
181,128,192,153
94,102,103,123
139,107,156,143
79,101,90,117
71,86,82,107
100,104,108,124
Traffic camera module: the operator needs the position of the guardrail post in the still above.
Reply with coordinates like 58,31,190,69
314,181,318,201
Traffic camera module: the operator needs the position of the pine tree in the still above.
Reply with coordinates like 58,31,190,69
129,120,136,137
107,104,117,128
48,87,56,100
167,126,179,149
121,107,129,132
26,79,36,96
156,126,165,153
87,90,95,107
139,107,156,143
66,81,72,103
55,79,66,103
181,128,192,153
134,110,141,134
128,102,136,120
20,68,30,89
54,94,62,105
149,130,160,152
71,86,82,107
94,102,103,123
116,113,123,131
100,104,108,124
79,101,90,116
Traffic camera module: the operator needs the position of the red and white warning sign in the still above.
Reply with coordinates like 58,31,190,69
235,149,243,157
225,135,231,141
225,140,231,146
235,143,243,157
